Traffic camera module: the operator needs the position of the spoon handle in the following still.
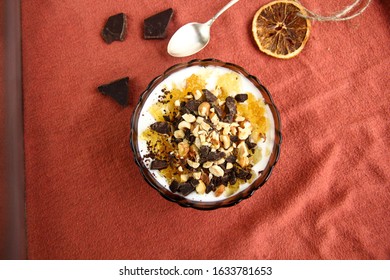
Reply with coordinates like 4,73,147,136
207,0,240,26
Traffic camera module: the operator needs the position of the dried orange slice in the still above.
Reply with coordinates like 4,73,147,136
252,0,311,59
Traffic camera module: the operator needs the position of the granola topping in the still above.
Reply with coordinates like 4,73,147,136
139,66,274,201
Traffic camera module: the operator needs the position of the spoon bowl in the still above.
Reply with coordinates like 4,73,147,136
167,22,211,57
167,0,239,57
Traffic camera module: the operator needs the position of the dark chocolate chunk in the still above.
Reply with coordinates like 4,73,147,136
226,155,237,163
97,77,129,106
224,96,237,123
189,135,196,144
221,174,230,186
207,151,226,161
163,115,171,122
228,172,237,185
178,182,195,196
234,94,248,103
169,180,180,192
188,177,199,188
199,146,211,158
205,183,214,194
150,122,171,134
185,100,201,113
150,159,168,170
144,8,174,39
101,13,127,44
235,167,252,180
202,89,217,102
245,138,257,150
230,135,239,143
212,104,224,118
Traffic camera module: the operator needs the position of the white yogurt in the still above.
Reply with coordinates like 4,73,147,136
137,65,275,202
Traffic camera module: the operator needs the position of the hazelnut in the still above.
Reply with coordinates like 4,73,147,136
193,90,203,100
209,165,224,177
214,185,225,197
178,142,189,157
182,114,196,123
187,159,200,169
196,180,206,194
193,172,201,180
174,130,185,139
178,121,191,130
220,135,230,149
198,102,211,117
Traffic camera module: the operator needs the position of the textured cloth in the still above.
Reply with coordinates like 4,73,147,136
22,0,390,259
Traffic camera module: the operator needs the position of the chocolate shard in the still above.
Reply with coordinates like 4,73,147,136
245,138,257,150
144,8,174,39
185,100,201,113
202,89,217,102
150,122,171,134
101,13,127,44
169,180,180,192
150,159,168,170
224,96,237,123
226,155,237,163
97,77,129,106
235,167,252,180
188,177,199,188
178,182,195,196
234,93,248,103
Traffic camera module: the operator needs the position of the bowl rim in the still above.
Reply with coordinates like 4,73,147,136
130,58,282,210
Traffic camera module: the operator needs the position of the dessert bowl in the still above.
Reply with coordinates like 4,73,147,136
130,58,281,210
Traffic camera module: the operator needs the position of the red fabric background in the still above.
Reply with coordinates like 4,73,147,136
22,0,390,259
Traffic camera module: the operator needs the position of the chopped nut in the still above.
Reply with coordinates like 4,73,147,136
187,159,200,169
203,161,213,168
237,141,249,157
174,130,185,139
209,165,224,177
194,137,201,149
180,174,189,182
178,120,191,130
238,127,251,140
215,158,225,165
237,156,249,168
196,116,204,124
193,172,201,180
200,121,211,131
178,166,184,172
182,113,196,123
210,113,219,125
196,180,206,194
178,142,189,157
220,135,230,149
235,115,245,122
192,124,200,137
226,162,233,169
198,102,210,117
193,90,203,100
230,126,237,135
174,100,181,107
214,185,225,197
185,94,193,99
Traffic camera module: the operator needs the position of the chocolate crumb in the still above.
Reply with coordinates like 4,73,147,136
101,13,127,44
144,8,174,39
97,77,129,106
235,94,248,103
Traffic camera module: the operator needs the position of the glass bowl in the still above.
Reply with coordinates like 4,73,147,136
130,58,282,210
